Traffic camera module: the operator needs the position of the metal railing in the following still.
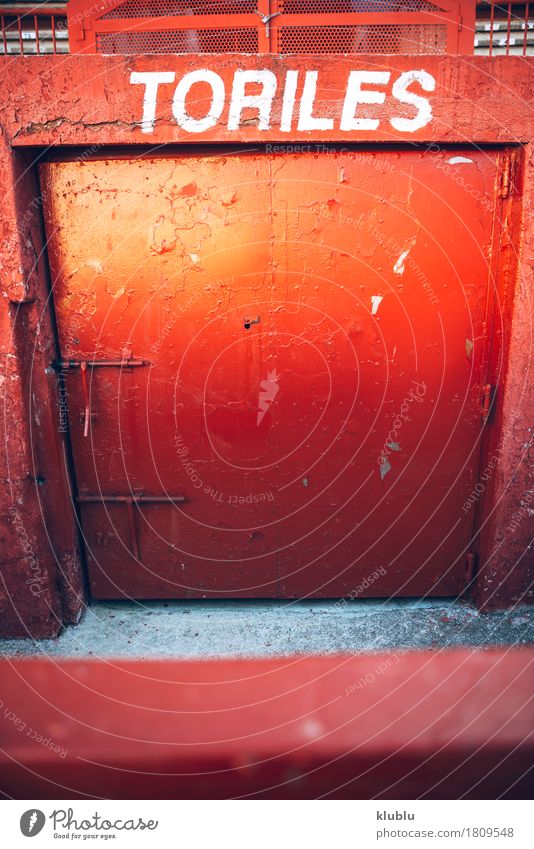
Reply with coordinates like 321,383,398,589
0,3,68,54
475,2,534,55
0,1,532,56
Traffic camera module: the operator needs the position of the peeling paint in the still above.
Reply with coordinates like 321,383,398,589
86,259,103,273
149,218,177,255
447,156,474,164
393,242,415,275
180,182,197,197
371,295,383,315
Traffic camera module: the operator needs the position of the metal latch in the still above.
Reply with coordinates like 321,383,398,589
255,10,280,37
53,357,150,437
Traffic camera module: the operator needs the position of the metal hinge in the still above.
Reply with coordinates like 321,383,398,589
499,154,514,198
481,383,495,423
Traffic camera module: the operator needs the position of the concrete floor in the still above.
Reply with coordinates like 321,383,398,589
1,598,534,658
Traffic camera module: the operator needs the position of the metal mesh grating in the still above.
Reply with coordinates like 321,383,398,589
101,0,257,18
96,26,259,52
278,0,445,12
67,0,466,54
277,23,447,52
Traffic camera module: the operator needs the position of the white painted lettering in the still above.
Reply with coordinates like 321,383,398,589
130,66,436,136
172,69,225,134
390,69,435,133
340,71,391,131
280,70,299,133
298,71,333,131
130,71,176,133
228,69,278,131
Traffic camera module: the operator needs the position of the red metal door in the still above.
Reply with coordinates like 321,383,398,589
40,147,499,599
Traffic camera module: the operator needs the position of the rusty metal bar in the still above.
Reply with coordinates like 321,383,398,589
58,358,150,369
1,16,6,54
125,498,139,559
76,495,187,504
34,13,39,53
489,0,495,55
79,360,90,438
524,2,529,54
53,357,150,437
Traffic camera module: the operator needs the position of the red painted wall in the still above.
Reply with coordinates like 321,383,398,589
1,650,533,799
0,55,532,636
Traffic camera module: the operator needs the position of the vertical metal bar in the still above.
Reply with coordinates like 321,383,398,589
524,3,529,56
126,498,140,559
506,1,511,56
489,0,494,56
270,0,278,53
51,14,57,54
1,16,6,55
80,361,90,438
34,15,39,54
257,0,271,53
18,15,23,54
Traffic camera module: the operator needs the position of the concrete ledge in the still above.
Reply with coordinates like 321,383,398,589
1,598,533,658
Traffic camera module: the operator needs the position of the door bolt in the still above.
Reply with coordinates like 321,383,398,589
244,315,261,330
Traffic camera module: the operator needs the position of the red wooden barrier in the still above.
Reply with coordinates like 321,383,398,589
0,649,533,798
